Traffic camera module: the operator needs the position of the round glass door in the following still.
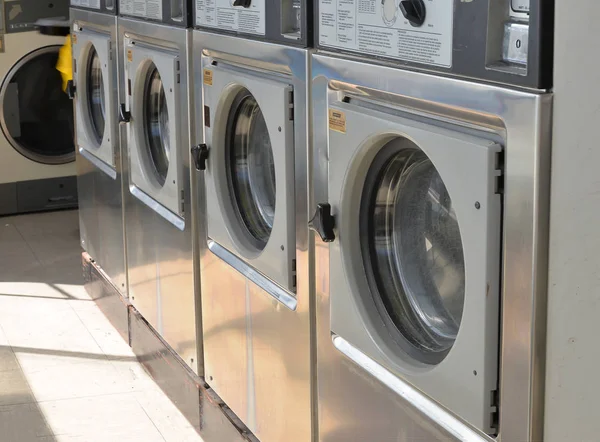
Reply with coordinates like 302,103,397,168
0,46,75,164
360,141,466,365
142,65,170,187
86,46,105,145
226,89,276,251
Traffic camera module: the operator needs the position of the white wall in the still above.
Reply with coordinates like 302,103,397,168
545,0,600,439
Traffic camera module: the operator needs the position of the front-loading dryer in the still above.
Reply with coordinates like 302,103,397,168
192,0,313,432
310,55,552,441
0,0,77,215
70,0,127,296
118,0,201,374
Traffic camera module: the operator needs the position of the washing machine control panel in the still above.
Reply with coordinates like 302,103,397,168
195,0,308,45
316,0,551,89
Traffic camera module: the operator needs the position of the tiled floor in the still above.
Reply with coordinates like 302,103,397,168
0,210,203,442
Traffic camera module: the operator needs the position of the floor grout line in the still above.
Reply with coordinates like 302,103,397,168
12,220,43,267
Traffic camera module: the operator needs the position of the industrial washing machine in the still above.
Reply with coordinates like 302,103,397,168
192,0,312,435
0,0,77,215
310,0,553,439
70,0,126,295
118,0,201,374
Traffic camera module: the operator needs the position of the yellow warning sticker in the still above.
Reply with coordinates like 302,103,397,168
203,69,213,86
328,109,346,133
127,49,133,62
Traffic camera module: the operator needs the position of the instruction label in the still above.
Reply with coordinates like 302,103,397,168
70,0,101,9
119,0,163,20
195,0,265,35
319,0,453,67
203,69,213,86
329,109,346,133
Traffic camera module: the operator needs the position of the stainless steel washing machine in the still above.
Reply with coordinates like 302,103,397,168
0,0,78,215
191,0,312,433
70,1,126,295
310,50,552,442
118,0,201,374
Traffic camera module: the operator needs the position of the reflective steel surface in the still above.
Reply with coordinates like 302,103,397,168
192,31,313,442
119,18,201,376
73,10,127,297
311,54,552,442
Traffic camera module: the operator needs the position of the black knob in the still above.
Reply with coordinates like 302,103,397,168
66,80,76,99
309,203,336,243
119,103,131,123
233,0,251,7
400,0,426,27
191,144,210,171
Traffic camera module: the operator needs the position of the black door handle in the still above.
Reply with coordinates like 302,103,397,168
191,144,209,171
309,203,336,242
119,103,131,123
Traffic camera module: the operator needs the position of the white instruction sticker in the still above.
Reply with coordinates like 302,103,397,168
119,0,163,20
319,0,453,67
195,0,266,36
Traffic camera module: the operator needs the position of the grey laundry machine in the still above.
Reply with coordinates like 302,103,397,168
191,0,312,434
118,0,201,374
0,0,78,215
310,41,552,442
70,1,126,296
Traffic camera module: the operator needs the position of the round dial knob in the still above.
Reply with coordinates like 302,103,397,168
400,0,426,27
233,0,251,7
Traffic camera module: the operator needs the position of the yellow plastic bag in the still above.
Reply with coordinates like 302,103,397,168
56,35,72,92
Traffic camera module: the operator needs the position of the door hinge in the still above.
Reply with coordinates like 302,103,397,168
494,149,505,195
180,190,185,214
489,389,499,434
288,90,294,121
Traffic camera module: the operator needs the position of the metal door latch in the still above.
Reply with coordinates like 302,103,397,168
309,203,336,242
66,80,76,100
118,103,131,123
191,144,209,171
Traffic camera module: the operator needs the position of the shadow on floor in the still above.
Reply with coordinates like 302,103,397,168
0,345,57,441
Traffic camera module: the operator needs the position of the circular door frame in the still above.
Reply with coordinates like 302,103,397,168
327,100,502,433
73,28,116,170
202,58,296,293
0,45,75,165
126,39,183,222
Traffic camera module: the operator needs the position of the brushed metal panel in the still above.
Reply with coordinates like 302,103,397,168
311,54,552,441
82,252,129,344
73,10,127,297
193,31,313,442
119,18,201,376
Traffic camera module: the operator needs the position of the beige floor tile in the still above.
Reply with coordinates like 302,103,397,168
14,353,141,402
39,394,165,442
0,402,54,441
0,346,20,373
11,210,80,239
134,390,201,442
0,368,36,406
0,297,101,354
0,222,41,277
69,299,133,357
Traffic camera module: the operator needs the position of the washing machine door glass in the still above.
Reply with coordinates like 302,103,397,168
226,89,276,251
0,46,74,164
86,46,105,145
143,66,170,187
361,144,465,364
